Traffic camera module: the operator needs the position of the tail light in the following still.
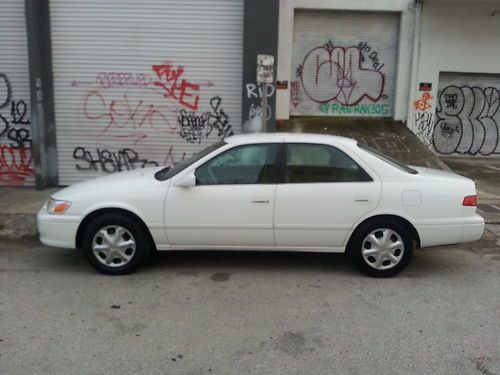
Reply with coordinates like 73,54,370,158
462,195,477,207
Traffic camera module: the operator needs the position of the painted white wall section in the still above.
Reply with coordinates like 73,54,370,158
409,2,500,157
276,0,415,121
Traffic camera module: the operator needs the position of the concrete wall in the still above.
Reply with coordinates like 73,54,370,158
408,1,500,154
276,0,416,122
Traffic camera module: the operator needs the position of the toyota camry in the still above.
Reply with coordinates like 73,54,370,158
37,133,484,277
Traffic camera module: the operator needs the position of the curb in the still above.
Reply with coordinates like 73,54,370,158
0,213,498,241
0,213,38,240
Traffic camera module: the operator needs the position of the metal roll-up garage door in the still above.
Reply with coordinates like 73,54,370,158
0,0,33,186
433,73,500,157
50,0,243,185
290,10,399,118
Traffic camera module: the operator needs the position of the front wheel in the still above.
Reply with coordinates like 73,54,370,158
82,213,151,275
348,220,414,277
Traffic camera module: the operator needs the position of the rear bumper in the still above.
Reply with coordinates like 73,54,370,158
416,214,485,247
37,208,80,249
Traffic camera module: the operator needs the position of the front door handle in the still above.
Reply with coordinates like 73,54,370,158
251,198,270,205
354,196,372,203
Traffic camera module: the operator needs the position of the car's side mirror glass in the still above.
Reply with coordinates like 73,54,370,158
175,172,196,188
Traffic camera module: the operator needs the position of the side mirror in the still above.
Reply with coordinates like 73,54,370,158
175,172,196,188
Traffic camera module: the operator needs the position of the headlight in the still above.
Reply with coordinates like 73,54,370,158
47,198,72,215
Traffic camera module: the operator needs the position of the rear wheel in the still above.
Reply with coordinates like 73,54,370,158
82,213,150,275
348,219,413,277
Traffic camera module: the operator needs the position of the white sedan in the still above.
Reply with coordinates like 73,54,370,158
37,133,484,277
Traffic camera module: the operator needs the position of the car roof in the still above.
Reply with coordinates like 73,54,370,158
225,132,357,145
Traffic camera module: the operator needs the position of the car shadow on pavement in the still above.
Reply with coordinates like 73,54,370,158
145,250,356,276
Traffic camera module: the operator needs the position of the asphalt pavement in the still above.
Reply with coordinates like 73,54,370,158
0,227,499,375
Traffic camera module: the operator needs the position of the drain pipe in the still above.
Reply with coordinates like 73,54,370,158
407,0,424,131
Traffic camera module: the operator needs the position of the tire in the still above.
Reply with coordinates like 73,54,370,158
82,213,151,275
347,219,414,277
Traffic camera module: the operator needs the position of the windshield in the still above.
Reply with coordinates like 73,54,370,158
358,143,418,175
154,141,226,181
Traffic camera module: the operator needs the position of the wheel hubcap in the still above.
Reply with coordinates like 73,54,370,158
361,228,405,270
92,225,136,268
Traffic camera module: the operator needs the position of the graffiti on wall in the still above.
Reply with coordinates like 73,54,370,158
433,86,500,155
83,89,178,144
243,82,274,132
178,96,233,144
293,40,389,114
412,91,435,147
0,73,33,185
73,147,159,173
71,62,233,174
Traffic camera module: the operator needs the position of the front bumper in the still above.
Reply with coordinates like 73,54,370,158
37,207,80,249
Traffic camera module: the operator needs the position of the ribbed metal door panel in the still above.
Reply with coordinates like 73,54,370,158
433,73,500,157
0,0,33,186
290,10,399,117
50,0,243,185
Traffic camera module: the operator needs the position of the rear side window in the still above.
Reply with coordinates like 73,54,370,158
285,143,372,183
358,143,418,174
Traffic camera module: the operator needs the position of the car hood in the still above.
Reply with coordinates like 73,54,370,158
52,167,165,200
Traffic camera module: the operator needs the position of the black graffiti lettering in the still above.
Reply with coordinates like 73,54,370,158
10,100,30,125
73,147,159,173
433,85,500,155
209,96,233,139
0,114,8,138
73,147,98,171
178,96,233,144
7,128,32,149
98,149,116,173
414,112,434,147
0,73,12,110
1,99,32,149
444,93,458,109
178,109,210,144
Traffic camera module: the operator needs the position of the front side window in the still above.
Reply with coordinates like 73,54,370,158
196,143,279,185
155,141,226,181
285,143,372,183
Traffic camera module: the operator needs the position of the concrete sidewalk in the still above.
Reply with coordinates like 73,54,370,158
0,187,58,239
1,119,500,239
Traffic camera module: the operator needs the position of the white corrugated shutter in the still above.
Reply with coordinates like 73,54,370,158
50,0,243,185
433,73,500,157
290,10,399,118
0,0,33,186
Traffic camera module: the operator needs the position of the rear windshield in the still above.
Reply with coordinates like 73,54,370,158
154,141,226,181
358,143,418,175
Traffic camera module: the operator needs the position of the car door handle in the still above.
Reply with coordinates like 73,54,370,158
354,196,372,203
251,198,270,205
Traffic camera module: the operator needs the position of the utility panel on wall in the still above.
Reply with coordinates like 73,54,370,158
290,10,400,118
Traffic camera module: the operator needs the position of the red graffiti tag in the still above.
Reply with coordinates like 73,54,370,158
297,45,385,106
152,64,200,110
0,145,34,185
83,90,178,143
414,92,433,111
